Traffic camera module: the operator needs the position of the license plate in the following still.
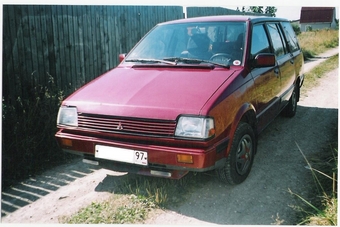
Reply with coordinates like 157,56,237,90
95,145,148,166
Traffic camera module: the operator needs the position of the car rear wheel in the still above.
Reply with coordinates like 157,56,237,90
283,85,298,118
217,122,255,184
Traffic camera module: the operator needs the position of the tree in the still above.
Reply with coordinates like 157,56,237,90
241,6,277,17
249,6,264,14
265,6,277,17
235,6,248,13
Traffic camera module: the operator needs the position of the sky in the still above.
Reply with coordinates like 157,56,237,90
1,0,338,21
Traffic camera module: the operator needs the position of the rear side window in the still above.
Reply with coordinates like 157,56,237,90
250,24,270,57
281,22,300,52
266,23,287,58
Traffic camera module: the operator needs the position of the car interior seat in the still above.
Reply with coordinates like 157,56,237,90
185,33,212,60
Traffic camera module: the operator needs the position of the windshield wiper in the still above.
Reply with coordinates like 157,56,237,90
125,58,176,65
164,57,230,69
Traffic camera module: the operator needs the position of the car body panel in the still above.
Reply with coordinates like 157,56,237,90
64,66,236,120
55,15,304,180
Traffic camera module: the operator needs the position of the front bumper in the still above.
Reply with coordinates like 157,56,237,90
55,131,226,179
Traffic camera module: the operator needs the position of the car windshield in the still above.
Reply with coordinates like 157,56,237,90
125,21,246,67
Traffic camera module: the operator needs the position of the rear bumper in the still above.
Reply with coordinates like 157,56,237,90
55,131,226,178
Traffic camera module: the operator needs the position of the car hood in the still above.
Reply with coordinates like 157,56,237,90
63,65,236,120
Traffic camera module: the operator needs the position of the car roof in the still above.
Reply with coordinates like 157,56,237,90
160,15,289,25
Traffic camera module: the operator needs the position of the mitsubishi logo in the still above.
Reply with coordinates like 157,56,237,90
116,122,124,130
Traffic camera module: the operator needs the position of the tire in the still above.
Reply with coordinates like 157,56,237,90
217,122,256,185
283,86,298,118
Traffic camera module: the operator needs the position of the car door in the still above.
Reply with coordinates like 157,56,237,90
281,21,304,99
265,22,296,111
250,23,281,132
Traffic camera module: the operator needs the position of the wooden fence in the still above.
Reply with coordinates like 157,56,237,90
187,7,268,17
2,5,184,101
2,5,270,102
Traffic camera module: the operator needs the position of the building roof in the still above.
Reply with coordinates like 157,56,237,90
300,7,335,23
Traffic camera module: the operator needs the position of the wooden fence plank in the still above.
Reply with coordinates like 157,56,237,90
55,5,65,90
51,6,61,88
27,6,38,86
45,5,56,81
71,6,82,88
76,6,86,87
2,5,15,102
107,6,115,69
37,6,45,85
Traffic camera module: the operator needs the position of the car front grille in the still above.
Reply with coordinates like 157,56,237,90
77,113,176,137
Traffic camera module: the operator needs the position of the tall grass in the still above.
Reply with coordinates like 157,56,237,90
290,143,337,225
113,172,211,207
297,29,339,59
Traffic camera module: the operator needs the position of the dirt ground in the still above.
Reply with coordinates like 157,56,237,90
1,48,338,225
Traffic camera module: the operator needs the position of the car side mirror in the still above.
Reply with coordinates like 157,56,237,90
119,53,126,62
253,53,276,67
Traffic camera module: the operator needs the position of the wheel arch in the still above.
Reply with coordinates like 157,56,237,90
227,103,258,156
295,76,302,102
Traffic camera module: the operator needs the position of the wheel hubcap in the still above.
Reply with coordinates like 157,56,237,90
236,134,253,175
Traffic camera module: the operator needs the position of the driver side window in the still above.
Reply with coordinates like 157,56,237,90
251,24,270,58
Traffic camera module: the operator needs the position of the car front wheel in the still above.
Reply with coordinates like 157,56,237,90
217,122,256,184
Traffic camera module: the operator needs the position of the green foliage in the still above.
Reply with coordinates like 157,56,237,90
291,23,301,35
241,6,277,16
265,6,277,17
298,29,339,60
308,196,337,225
62,194,153,224
302,49,316,60
248,6,264,14
2,73,72,189
114,173,208,207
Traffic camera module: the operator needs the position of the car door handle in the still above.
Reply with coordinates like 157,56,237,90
290,59,294,64
274,68,279,76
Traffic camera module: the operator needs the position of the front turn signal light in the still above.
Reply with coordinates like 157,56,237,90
61,138,73,147
177,154,193,164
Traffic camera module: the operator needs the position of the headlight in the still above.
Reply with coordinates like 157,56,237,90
57,106,78,127
175,116,215,139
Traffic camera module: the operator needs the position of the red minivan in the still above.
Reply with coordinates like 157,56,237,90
56,16,304,184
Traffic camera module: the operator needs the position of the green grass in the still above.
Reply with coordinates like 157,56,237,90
61,172,212,224
60,194,154,224
298,29,339,59
112,173,211,207
302,54,339,91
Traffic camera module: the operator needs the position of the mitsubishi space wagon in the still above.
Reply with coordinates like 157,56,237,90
56,16,304,184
